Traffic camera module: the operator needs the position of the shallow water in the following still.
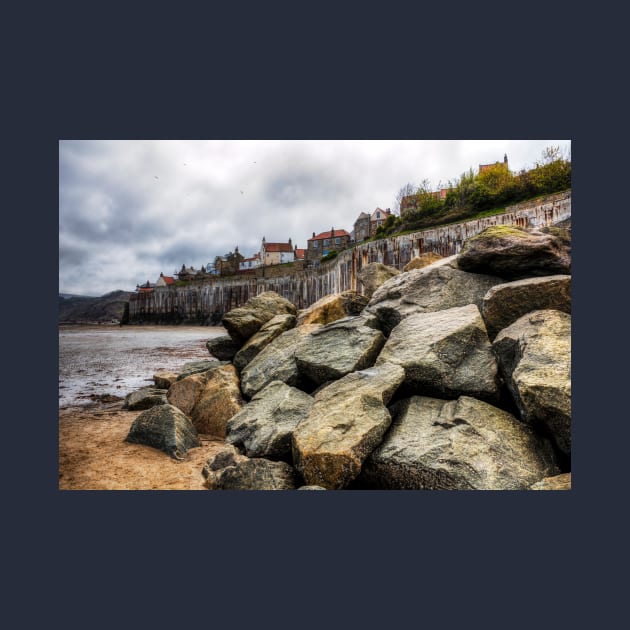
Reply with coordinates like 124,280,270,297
59,325,224,408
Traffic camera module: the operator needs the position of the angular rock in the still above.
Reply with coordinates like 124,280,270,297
233,313,297,371
295,317,386,386
222,291,297,344
226,381,313,461
167,372,207,416
202,444,248,480
125,404,200,460
297,291,368,326
210,458,299,490
292,363,406,489
360,396,559,490
530,473,571,490
176,359,226,381
481,275,571,340
240,324,320,398
153,371,178,390
458,225,571,280
358,262,400,299
403,252,443,272
206,335,241,361
376,304,499,402
122,386,168,411
191,364,244,437
365,255,501,335
493,310,571,455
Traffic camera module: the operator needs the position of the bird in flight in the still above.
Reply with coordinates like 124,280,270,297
240,190,244,194
154,176,159,180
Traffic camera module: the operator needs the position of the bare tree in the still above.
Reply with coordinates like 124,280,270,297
394,182,417,216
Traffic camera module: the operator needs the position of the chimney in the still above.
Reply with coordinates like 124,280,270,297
288,237,292,246
312,232,315,238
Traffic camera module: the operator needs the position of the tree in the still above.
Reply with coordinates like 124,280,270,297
394,182,417,216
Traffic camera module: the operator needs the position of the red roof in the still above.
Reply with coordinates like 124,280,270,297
162,276,175,285
309,229,350,241
294,248,306,259
264,242,294,253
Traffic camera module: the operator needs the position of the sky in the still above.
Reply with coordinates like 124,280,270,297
59,139,570,296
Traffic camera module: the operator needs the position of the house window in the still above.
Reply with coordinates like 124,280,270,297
323,239,329,247
335,237,340,245
313,241,318,248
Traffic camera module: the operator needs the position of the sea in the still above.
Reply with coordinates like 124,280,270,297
58,324,225,408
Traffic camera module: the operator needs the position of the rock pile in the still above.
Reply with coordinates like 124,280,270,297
123,228,572,490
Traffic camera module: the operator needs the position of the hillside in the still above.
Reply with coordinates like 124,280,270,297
59,290,132,323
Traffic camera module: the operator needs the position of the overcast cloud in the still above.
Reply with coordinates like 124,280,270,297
59,139,570,296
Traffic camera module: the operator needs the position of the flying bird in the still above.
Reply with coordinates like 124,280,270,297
240,190,244,194
154,176,159,179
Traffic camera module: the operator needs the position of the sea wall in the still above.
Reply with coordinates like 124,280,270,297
129,190,571,323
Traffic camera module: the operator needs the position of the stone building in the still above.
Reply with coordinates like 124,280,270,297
479,154,509,174
353,212,371,242
260,237,295,265
306,228,351,262
155,273,175,288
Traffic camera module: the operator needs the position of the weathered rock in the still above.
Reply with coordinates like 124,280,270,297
233,313,297,371
481,275,571,340
360,396,559,490
458,225,571,279
530,473,571,490
493,310,571,455
222,291,297,344
403,252,443,272
226,381,313,461
176,359,226,381
122,386,168,411
167,373,207,415
206,335,241,361
292,363,406,489
365,256,502,335
125,404,200,460
297,485,326,490
376,304,499,402
202,444,248,481
191,364,244,437
153,371,178,390
358,262,401,299
295,317,386,386
210,458,299,490
240,324,320,398
297,291,369,326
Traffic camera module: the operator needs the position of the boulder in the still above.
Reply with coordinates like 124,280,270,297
292,363,406,489
176,359,226,381
493,310,571,455
481,275,571,340
202,444,248,480
190,364,244,437
297,485,327,490
240,324,320,398
167,372,207,415
233,313,297,371
226,381,313,461
358,263,400,299
376,304,499,402
125,404,200,460
153,371,178,390
222,291,297,344
403,252,443,272
122,386,168,411
297,291,368,326
206,335,241,361
295,317,386,386
530,473,571,490
208,458,299,490
365,256,501,335
457,225,571,279
360,396,559,490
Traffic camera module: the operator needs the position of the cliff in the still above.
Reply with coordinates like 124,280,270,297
59,290,132,324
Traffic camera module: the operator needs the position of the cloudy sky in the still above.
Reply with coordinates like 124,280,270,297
59,139,570,296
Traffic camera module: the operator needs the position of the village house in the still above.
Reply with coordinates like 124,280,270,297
212,248,244,276
136,280,156,293
239,251,262,271
370,207,392,236
155,272,175,288
353,212,371,242
400,189,450,218
294,246,305,261
479,154,509,174
260,237,295,265
306,227,351,262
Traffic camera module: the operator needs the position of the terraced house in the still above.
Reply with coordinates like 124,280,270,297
306,228,351,262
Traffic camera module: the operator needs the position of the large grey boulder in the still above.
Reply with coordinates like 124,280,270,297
481,275,571,340
226,381,313,461
360,396,559,490
376,304,499,402
122,386,168,411
292,363,406,489
403,252,443,272
295,317,386,386
208,458,299,490
222,291,297,344
167,372,207,415
530,473,571,490
458,225,571,280
297,291,368,326
365,256,501,335
493,310,571,455
206,335,241,361
125,404,200,460
358,263,401,299
233,313,297,371
240,324,320,398
153,371,178,390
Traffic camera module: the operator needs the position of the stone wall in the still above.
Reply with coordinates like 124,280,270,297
129,191,571,323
